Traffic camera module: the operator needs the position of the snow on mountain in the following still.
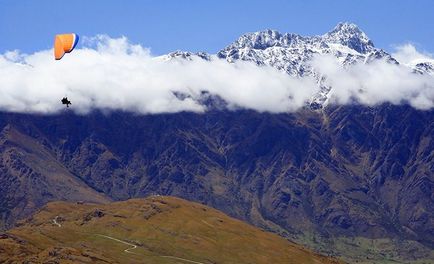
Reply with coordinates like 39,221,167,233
414,61,434,74
159,50,211,61
215,22,398,73
322,22,374,54
163,22,431,108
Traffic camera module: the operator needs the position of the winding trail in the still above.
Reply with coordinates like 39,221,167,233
96,234,138,254
52,216,61,227
201,220,214,228
49,217,206,263
96,234,206,263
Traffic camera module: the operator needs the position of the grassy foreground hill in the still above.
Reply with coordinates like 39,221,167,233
0,196,340,264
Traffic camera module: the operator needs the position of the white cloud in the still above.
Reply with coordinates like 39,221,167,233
0,35,317,114
391,43,434,66
0,36,433,114
310,54,434,109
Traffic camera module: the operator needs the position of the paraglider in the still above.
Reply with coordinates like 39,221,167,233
55,34,78,107
54,33,79,60
61,97,71,107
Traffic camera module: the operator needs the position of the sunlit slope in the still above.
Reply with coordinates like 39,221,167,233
0,196,340,264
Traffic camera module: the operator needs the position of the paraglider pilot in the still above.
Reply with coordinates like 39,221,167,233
61,97,71,107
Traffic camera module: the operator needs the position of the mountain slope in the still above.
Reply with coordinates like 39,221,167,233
0,196,340,264
0,106,433,263
0,124,111,229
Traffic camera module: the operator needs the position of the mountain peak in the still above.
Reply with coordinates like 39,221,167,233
221,23,374,54
231,29,284,50
331,22,363,33
323,22,374,53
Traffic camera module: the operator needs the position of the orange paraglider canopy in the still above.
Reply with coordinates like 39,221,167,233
54,33,79,60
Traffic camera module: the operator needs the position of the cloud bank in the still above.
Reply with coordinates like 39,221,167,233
311,53,434,109
391,44,434,66
0,36,433,114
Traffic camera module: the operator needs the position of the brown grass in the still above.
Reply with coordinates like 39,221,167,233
0,196,342,264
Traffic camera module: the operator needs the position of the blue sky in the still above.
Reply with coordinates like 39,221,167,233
0,0,433,55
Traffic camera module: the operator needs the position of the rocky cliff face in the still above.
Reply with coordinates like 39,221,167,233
0,105,432,262
0,122,110,229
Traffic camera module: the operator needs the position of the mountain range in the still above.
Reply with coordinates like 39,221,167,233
164,22,434,108
0,23,433,263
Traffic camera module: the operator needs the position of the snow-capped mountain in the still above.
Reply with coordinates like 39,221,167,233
161,50,211,61
216,22,401,107
216,22,392,73
163,22,431,108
